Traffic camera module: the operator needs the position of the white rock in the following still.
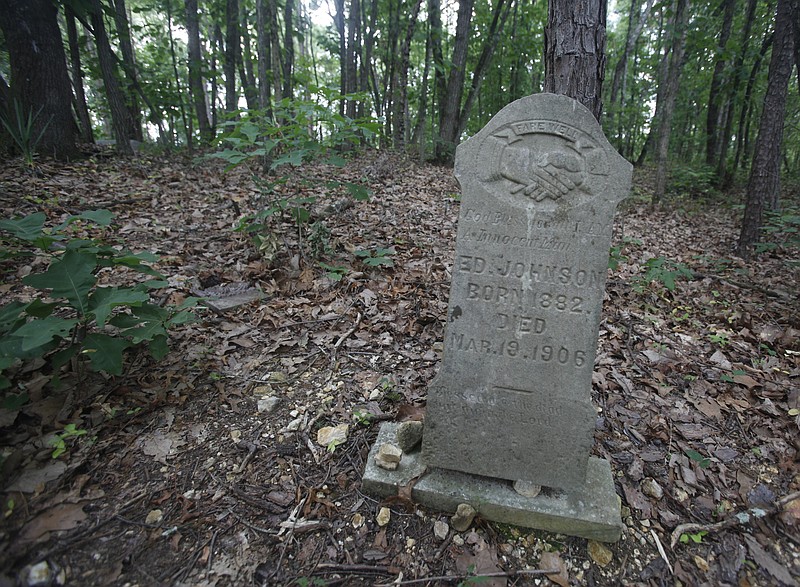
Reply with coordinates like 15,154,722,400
641,478,664,500
375,443,403,470
26,562,52,587
257,396,280,413
433,520,449,540
376,506,391,527
513,479,542,498
451,503,477,532
317,424,349,448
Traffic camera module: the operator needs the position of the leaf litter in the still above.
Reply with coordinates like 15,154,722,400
0,151,798,585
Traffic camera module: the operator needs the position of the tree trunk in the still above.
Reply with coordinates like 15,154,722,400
0,0,78,160
282,0,295,100
705,0,736,167
225,0,239,113
256,0,273,115
456,0,514,139
90,0,133,155
733,30,772,173
717,0,757,186
166,0,191,148
65,6,94,144
239,3,259,111
436,0,474,162
653,0,690,204
543,0,607,121
112,0,142,141
392,0,423,149
185,0,213,142
344,0,360,118
737,0,794,257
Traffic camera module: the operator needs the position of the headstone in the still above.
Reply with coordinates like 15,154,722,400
363,94,630,542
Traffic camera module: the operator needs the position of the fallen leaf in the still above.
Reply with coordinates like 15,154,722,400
20,503,87,542
540,551,569,587
743,534,795,585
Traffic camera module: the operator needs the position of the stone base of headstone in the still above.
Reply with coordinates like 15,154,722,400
363,423,623,543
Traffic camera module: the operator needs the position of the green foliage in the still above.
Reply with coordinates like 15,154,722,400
636,257,693,292
0,211,196,390
679,530,708,544
49,423,88,459
608,237,641,270
0,98,51,166
755,204,800,259
318,262,347,281
355,247,395,268
684,449,711,469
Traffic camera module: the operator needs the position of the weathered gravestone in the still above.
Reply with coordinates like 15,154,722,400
363,94,631,542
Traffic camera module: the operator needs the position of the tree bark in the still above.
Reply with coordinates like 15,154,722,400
185,0,213,142
737,0,795,257
239,3,259,111
166,0,191,148
392,0,423,149
733,30,772,173
283,0,295,100
543,0,607,121
256,0,273,115
0,0,78,160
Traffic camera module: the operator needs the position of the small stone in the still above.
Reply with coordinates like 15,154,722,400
375,443,403,470
588,540,613,567
317,424,349,448
253,384,274,395
257,396,280,413
376,506,391,527
641,478,663,500
452,534,465,546
145,509,163,525
351,513,364,528
433,520,449,541
27,561,52,587
513,479,542,498
285,417,302,432
499,543,514,555
450,503,477,532
396,421,424,452
369,389,382,401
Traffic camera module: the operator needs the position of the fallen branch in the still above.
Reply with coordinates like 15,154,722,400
375,568,559,586
670,490,800,548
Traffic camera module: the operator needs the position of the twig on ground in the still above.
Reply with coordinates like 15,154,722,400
375,568,559,586
670,490,800,548
332,311,363,358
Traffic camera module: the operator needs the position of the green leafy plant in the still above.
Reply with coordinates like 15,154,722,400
636,256,693,291
679,530,708,544
0,211,196,390
49,423,88,458
684,449,711,469
0,99,52,166
608,236,640,270
756,204,800,259
318,262,347,281
355,247,395,268
720,369,747,383
708,332,730,347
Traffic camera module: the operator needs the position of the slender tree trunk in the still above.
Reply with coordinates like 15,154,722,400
225,0,239,113
113,0,142,141
737,0,794,256
412,16,433,160
653,0,690,204
789,0,800,89
185,0,213,142
705,0,736,167
0,0,78,160
256,0,273,115
239,4,258,111
436,0,474,162
718,0,757,186
733,30,772,173
166,0,190,148
65,6,94,144
283,0,295,100
544,0,607,121
344,0,360,118
456,0,514,139
90,0,133,155
392,0,423,149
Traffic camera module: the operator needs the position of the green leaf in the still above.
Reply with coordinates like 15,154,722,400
13,315,78,351
23,250,97,314
148,334,169,360
24,299,60,319
89,287,149,328
0,302,27,332
82,333,131,375
55,209,113,232
0,212,46,241
2,392,28,410
685,449,711,469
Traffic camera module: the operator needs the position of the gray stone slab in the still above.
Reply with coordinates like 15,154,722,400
363,423,623,543
421,93,632,491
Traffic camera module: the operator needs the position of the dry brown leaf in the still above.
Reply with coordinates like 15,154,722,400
20,503,87,542
540,551,569,587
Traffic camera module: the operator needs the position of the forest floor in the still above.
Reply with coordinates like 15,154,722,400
0,148,798,587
